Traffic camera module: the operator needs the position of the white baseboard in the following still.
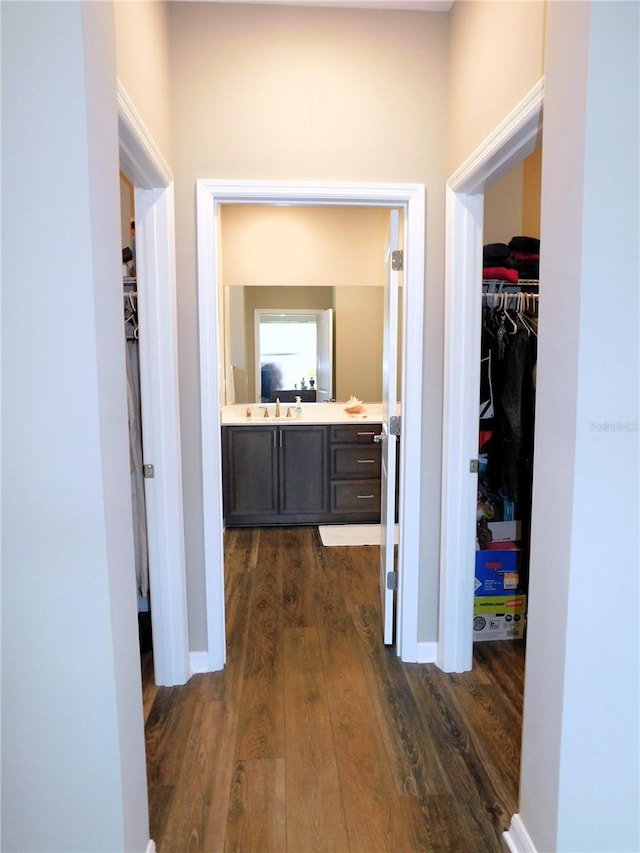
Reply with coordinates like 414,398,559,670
414,641,438,663
190,650,210,674
145,841,157,853
503,814,538,853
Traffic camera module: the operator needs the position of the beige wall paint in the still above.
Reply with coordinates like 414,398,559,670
112,0,546,649
334,286,384,402
522,145,542,238
114,0,174,166
448,0,546,172
221,205,389,287
168,2,450,646
483,163,524,244
483,147,542,246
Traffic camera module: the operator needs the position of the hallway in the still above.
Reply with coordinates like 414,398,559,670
143,526,524,851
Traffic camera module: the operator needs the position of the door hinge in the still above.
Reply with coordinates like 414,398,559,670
386,570,398,591
390,415,401,437
469,459,479,473
143,464,155,479
391,249,403,271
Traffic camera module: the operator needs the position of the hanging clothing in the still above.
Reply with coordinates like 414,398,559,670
126,337,149,599
480,300,537,505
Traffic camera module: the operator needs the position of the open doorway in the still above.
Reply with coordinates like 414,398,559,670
196,181,426,671
439,79,543,674
439,78,544,851
255,309,333,403
118,84,190,687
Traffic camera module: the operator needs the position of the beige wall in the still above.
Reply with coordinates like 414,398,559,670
114,0,174,166
483,147,542,244
448,1,546,172
221,205,389,287
113,0,546,648
334,286,384,403
116,0,547,648
168,2,450,647
522,145,542,237
483,163,524,243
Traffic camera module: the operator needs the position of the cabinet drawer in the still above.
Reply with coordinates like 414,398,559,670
331,444,381,479
329,424,381,444
331,481,381,514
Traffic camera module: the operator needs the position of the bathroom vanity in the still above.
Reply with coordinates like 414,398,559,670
220,403,387,527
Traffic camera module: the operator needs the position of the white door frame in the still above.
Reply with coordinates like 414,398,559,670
196,181,426,670
118,83,190,686
438,79,544,672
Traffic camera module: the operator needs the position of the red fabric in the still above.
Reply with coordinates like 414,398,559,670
482,266,519,283
479,430,493,448
510,251,540,261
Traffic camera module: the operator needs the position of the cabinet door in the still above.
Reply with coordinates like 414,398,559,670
223,426,278,522
279,425,328,517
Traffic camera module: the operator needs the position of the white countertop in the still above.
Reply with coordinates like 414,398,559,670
220,401,385,426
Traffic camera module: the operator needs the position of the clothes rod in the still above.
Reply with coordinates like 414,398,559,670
482,279,539,289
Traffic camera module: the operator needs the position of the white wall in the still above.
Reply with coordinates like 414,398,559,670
519,2,639,850
1,3,149,850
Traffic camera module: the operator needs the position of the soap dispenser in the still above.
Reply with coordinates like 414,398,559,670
294,395,303,418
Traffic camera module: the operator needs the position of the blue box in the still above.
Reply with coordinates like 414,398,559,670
475,547,521,596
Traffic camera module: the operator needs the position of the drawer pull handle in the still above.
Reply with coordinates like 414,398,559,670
356,494,375,500
357,459,376,464
357,431,375,436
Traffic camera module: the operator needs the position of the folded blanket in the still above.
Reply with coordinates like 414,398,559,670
509,235,540,253
483,266,519,283
483,242,513,266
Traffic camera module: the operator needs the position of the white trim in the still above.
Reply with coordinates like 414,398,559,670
196,180,425,668
145,841,157,853
449,78,544,194
414,641,438,664
437,188,483,673
197,183,227,672
190,651,210,674
395,184,425,662
503,814,538,853
117,82,172,189
438,80,544,673
118,86,190,687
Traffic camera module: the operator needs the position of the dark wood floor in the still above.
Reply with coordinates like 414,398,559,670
143,526,525,852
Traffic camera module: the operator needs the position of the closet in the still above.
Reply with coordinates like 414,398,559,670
473,149,541,643
120,174,151,655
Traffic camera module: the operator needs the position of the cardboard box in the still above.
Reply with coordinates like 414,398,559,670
487,520,522,542
475,547,521,596
473,595,527,642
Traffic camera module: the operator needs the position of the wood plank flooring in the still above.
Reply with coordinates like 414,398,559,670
143,526,525,852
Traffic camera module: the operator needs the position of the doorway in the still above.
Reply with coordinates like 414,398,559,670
254,309,333,403
196,181,426,671
439,79,543,670
118,84,190,687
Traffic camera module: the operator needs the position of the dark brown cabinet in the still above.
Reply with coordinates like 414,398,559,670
222,424,329,526
329,424,383,522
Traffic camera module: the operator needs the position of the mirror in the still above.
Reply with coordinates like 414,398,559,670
218,203,403,407
223,284,385,404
